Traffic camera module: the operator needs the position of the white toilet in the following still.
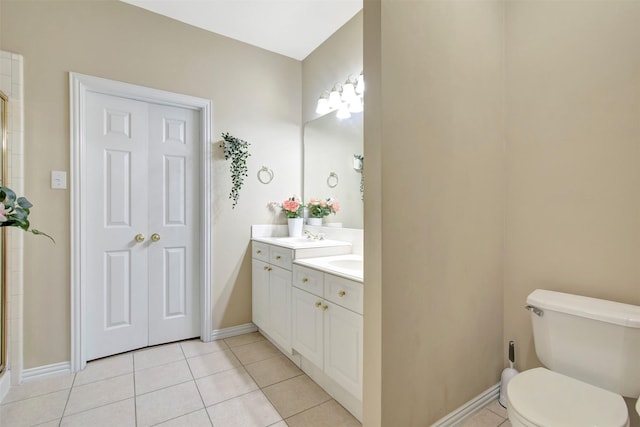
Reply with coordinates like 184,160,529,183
506,289,640,427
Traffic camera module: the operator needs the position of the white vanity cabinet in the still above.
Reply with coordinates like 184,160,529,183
292,266,325,366
292,265,363,400
251,238,352,355
251,241,294,352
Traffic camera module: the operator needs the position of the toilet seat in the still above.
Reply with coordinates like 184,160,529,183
506,367,629,427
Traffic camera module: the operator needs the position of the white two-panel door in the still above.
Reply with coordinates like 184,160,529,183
85,91,200,361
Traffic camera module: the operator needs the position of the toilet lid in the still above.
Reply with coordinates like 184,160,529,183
507,368,629,427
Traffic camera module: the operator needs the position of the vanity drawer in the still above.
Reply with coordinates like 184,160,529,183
324,274,363,314
292,265,324,297
270,246,293,270
252,241,270,263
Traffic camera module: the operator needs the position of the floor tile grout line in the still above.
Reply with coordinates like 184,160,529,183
234,351,286,368
56,372,76,425
0,384,74,407
281,394,334,422
223,334,266,349
486,405,507,419
200,387,270,413
72,370,134,389
180,342,214,426
253,371,306,391
132,351,138,427
58,396,135,422
148,407,210,427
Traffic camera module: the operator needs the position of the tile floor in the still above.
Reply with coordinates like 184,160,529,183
0,332,362,426
459,401,511,427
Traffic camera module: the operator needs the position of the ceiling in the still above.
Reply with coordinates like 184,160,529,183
121,0,363,61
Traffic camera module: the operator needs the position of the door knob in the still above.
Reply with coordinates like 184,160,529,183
135,234,145,243
151,233,161,242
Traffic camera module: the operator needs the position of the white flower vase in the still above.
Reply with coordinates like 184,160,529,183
307,217,323,226
288,217,303,237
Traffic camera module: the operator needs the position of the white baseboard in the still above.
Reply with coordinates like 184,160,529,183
21,361,72,384
0,370,11,402
210,323,258,341
431,383,501,427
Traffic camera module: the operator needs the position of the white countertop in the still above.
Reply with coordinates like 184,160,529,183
294,254,363,283
252,236,352,250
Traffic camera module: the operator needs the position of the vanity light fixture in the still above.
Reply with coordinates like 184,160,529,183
328,84,343,110
315,71,364,119
341,77,357,103
315,92,330,115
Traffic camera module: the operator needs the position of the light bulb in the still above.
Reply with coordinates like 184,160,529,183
328,85,342,109
342,80,356,103
356,73,365,94
316,97,330,115
336,103,351,119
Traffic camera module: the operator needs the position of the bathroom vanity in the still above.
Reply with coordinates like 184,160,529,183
292,257,363,399
251,236,351,353
251,230,364,420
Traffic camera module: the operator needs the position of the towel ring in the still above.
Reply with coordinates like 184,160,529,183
327,172,339,188
257,166,274,184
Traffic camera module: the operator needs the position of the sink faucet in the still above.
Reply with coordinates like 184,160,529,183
304,230,325,240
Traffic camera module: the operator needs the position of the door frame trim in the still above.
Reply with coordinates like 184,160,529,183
69,72,213,371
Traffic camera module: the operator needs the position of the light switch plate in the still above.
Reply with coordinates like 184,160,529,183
51,171,67,189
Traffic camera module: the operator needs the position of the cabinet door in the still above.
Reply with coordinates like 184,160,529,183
251,259,270,330
268,265,292,352
292,288,324,367
324,302,363,399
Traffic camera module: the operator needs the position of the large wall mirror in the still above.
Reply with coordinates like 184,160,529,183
303,112,363,229
0,91,7,376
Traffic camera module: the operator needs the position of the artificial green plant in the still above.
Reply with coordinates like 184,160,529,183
220,132,251,208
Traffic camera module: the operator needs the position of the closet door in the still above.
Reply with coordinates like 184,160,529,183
147,104,199,345
85,92,150,360
84,93,200,360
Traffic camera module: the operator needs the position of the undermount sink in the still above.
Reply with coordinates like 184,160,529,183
328,259,363,271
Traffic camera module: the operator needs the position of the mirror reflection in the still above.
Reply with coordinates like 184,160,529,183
303,112,363,229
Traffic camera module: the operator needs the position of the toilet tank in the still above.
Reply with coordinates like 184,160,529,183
527,289,640,397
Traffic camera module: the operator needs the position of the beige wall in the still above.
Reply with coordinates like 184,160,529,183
0,0,301,368
363,0,640,424
504,0,640,376
368,0,506,423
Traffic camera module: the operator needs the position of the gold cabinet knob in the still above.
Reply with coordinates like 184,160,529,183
315,301,322,308
151,233,161,242
275,255,281,260
263,266,269,271
338,290,346,297
321,304,328,311
135,233,145,243
302,277,309,283
268,267,272,271
256,249,262,254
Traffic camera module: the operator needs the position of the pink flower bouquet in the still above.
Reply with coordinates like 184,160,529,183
282,196,304,218
307,197,340,218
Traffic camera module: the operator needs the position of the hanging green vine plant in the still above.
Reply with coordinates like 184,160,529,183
220,132,251,208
